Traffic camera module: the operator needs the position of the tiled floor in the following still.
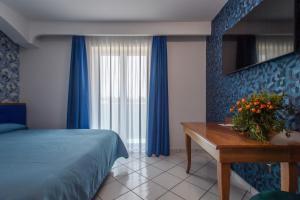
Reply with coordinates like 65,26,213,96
95,151,253,200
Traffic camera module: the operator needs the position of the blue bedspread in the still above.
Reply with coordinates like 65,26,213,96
0,128,128,200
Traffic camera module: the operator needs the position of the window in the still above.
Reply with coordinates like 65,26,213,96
86,37,152,152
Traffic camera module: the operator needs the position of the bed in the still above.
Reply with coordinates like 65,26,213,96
0,103,128,200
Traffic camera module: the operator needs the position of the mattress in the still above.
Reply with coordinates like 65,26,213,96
0,127,128,200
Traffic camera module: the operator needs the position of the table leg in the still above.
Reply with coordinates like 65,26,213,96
280,162,298,192
217,162,231,200
185,134,191,173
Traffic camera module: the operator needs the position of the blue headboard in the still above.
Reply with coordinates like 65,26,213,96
0,103,26,125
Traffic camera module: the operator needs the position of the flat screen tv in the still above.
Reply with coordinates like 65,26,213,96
222,0,296,74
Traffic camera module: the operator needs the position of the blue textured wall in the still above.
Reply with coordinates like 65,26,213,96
207,0,300,192
0,31,19,102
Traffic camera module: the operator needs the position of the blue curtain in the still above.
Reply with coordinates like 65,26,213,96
147,36,170,156
67,36,90,129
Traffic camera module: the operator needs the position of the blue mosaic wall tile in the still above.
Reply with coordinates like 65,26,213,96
0,31,19,102
207,0,300,192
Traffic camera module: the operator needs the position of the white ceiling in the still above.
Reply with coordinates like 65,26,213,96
1,0,226,22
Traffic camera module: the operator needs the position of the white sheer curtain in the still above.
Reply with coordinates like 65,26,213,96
256,36,294,62
86,36,151,152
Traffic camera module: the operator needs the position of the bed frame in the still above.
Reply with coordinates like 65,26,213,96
0,103,26,125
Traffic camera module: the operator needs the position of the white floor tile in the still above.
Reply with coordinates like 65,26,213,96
117,157,137,164
132,181,167,200
185,173,216,190
208,183,218,194
99,152,251,200
140,156,161,164
157,155,169,160
158,192,184,200
164,156,186,164
209,183,247,200
102,175,116,185
95,196,102,200
98,181,129,200
115,191,143,200
152,160,176,171
152,172,182,189
137,165,163,179
209,159,217,166
200,192,218,200
178,160,207,172
242,192,253,200
195,163,217,180
171,181,206,200
94,192,102,200
170,152,187,158
167,166,189,179
118,172,148,190
193,152,213,161
110,166,134,179
124,160,148,171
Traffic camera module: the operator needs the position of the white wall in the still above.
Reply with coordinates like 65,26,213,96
167,36,206,150
20,36,71,128
20,35,206,149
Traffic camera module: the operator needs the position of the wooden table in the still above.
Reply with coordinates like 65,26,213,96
182,122,300,200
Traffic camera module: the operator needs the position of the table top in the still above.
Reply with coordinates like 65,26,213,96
181,122,300,150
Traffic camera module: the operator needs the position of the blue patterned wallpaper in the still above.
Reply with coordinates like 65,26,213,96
207,0,300,192
0,31,19,102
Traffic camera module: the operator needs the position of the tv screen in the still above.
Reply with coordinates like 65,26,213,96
222,0,295,74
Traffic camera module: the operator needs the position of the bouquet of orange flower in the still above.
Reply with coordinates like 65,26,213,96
230,92,294,141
